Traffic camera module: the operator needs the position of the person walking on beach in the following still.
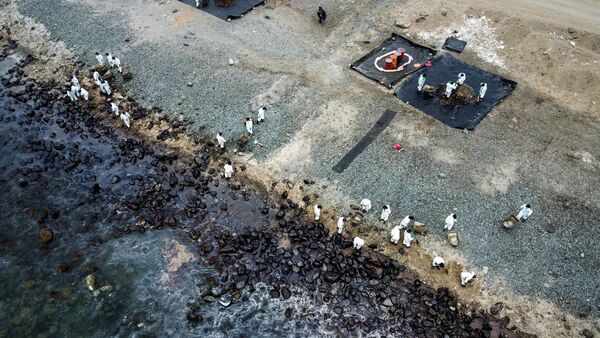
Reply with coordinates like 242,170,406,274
444,213,457,231
257,106,266,124
317,6,327,24
106,53,115,67
360,198,372,213
216,132,226,149
380,205,391,222
95,52,104,65
314,205,322,221
456,73,466,85
337,217,345,234
224,160,234,179
245,117,253,135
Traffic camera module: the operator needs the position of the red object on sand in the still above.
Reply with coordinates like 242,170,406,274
393,144,403,151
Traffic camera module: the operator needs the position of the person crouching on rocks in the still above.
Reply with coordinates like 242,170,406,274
353,236,365,250
432,256,447,272
360,198,372,213
257,106,266,124
461,271,476,286
224,160,234,179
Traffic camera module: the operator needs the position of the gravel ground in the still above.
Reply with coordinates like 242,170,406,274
14,0,600,328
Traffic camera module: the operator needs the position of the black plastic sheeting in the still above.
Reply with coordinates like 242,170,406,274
443,37,467,53
179,0,264,21
395,53,517,130
351,34,437,88
332,110,398,173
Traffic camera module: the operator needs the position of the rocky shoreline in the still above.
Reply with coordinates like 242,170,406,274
0,30,533,337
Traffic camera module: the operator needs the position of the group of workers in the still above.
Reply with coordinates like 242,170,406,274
65,52,130,128
218,106,268,179
215,106,267,150
315,198,533,287
417,72,488,103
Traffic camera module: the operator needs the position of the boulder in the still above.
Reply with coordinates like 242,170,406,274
39,228,54,243
395,14,412,29
84,273,97,291
413,222,429,234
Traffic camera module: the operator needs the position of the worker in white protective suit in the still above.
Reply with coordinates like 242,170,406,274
403,229,415,247
353,236,365,250
71,75,80,88
445,81,457,98
112,56,122,73
216,132,226,149
456,73,466,85
360,198,372,213
70,84,80,95
66,89,77,102
380,205,391,222
314,205,322,221
417,73,427,92
390,225,402,244
444,213,457,231
461,271,476,286
516,204,533,221
93,71,103,86
224,160,234,178
245,117,253,135
432,256,446,270
477,83,488,102
400,215,414,229
78,88,89,101
106,53,114,67
337,217,345,234
95,52,104,65
120,112,131,128
257,106,266,123
110,102,119,116
100,80,111,95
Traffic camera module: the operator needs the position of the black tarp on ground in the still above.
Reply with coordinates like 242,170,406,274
332,110,397,173
443,37,467,53
179,0,264,20
351,34,437,88
395,53,517,130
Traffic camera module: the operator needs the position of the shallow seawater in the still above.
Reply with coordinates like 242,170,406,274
0,50,338,338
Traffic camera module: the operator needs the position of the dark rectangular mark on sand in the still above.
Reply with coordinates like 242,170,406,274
332,110,397,173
